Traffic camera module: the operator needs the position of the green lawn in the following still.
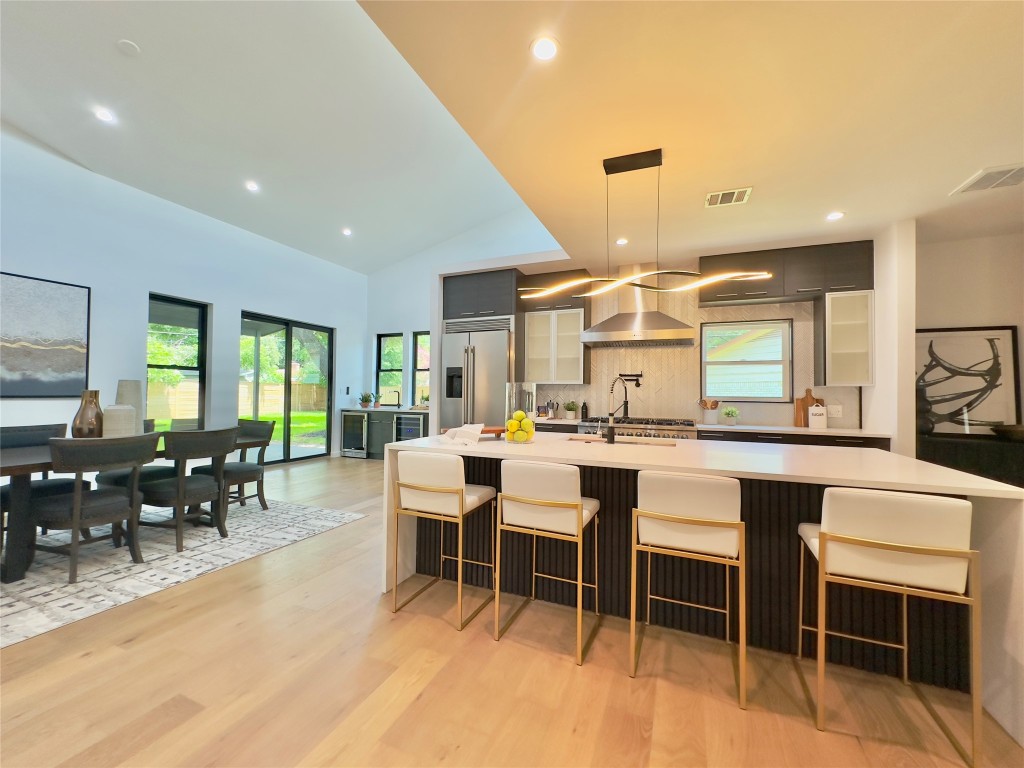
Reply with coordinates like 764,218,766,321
152,411,327,447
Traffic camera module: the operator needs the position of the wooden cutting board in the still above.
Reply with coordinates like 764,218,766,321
794,388,824,427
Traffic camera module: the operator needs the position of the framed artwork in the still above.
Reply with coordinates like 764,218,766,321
0,272,91,398
915,326,1021,436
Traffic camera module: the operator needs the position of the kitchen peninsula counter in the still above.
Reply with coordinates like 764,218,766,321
381,434,1023,744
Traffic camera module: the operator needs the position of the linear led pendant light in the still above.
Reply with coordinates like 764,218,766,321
519,149,771,301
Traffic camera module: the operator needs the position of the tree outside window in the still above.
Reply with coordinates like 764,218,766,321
147,296,207,430
376,333,404,406
414,331,430,404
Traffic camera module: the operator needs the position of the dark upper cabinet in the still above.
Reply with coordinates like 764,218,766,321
821,241,873,291
698,251,786,304
700,241,873,306
517,269,590,312
783,248,827,297
443,269,519,319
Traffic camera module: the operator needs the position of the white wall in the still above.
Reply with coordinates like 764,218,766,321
917,231,1024,417
863,220,917,455
0,131,368,453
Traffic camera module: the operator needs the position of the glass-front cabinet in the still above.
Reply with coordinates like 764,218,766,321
824,290,873,386
524,308,586,384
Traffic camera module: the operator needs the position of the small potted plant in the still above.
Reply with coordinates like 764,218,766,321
373,392,382,408
564,400,579,422
722,406,740,426
358,392,373,409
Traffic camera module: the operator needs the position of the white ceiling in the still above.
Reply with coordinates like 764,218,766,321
362,0,1024,272
2,2,1022,279
0,1,542,275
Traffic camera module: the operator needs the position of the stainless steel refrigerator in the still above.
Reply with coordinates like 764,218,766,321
441,319,514,430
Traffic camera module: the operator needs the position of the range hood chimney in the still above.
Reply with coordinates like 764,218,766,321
580,148,696,348
580,269,696,348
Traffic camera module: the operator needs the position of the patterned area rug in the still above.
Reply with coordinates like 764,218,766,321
0,498,371,647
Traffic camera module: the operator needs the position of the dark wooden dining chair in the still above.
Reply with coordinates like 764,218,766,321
2,424,82,553
30,433,160,583
0,424,79,510
138,427,238,551
192,419,275,510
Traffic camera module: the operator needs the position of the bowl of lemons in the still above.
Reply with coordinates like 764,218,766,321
505,411,536,444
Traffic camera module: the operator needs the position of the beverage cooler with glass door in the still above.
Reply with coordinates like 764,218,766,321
340,411,368,458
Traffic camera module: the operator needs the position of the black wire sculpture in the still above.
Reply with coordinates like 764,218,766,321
916,337,1004,428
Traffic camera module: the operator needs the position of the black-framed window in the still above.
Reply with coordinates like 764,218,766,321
147,295,207,430
701,319,793,402
376,333,404,406
413,331,430,405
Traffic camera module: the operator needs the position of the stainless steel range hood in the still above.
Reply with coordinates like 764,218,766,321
580,279,696,348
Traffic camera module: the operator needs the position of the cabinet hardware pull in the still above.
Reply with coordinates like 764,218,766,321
835,438,863,443
702,432,725,437
757,435,783,440
796,287,821,293
715,293,740,298
555,304,572,309
536,305,551,310
744,290,768,296
830,284,856,290
478,310,494,314
460,311,475,316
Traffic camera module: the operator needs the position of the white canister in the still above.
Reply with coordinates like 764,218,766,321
808,404,828,429
703,409,719,425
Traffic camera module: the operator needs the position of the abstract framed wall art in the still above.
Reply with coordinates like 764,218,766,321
0,272,91,398
915,326,1021,436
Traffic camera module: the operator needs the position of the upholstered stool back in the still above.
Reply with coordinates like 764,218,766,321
637,471,741,558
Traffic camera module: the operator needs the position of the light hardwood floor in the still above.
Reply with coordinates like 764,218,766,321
1,457,1020,767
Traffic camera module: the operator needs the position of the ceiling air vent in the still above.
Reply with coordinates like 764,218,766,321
705,187,752,208
950,164,1024,195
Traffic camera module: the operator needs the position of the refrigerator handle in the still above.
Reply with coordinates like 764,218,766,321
361,413,368,451
463,345,472,424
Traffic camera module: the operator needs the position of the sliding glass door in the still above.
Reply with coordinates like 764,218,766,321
240,313,333,463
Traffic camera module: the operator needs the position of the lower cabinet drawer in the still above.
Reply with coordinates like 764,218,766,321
699,430,889,450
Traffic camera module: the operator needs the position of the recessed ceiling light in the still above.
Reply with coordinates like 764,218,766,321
92,106,117,124
245,180,260,193
615,238,628,246
826,211,845,221
341,228,352,237
531,37,558,61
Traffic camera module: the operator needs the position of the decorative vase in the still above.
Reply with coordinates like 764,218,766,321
103,404,136,438
374,401,381,408
72,390,103,438
703,409,719,425
724,416,737,426
115,379,145,435
360,402,370,409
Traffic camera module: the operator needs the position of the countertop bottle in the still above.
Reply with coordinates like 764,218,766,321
580,401,589,420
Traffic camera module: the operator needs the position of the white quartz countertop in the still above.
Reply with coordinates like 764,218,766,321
695,424,892,438
388,433,1022,500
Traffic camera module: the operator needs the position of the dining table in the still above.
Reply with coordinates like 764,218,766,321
1,435,267,583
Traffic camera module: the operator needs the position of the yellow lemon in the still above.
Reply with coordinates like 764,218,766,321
506,419,520,433
520,418,534,433
505,431,515,442
513,430,529,442
512,410,527,422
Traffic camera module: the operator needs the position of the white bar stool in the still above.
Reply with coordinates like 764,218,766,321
393,451,496,630
797,487,980,766
495,460,600,665
630,470,746,708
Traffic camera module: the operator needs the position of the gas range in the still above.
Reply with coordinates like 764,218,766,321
577,417,698,440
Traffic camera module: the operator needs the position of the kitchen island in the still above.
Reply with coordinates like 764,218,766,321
382,433,1024,744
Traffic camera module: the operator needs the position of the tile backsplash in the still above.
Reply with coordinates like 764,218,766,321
535,289,861,428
